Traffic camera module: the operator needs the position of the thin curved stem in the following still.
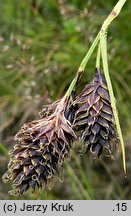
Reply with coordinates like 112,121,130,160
100,32,126,176
66,0,127,97
66,33,100,97
96,43,101,69
101,0,127,32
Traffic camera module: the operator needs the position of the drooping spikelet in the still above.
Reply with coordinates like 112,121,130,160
2,96,76,195
40,91,76,123
74,68,116,157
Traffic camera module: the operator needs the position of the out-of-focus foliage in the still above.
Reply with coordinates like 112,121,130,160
0,0,131,200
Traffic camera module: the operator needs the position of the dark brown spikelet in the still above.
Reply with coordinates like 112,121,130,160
2,96,76,195
74,68,116,157
40,91,77,124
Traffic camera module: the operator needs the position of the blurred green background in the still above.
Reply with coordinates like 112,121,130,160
0,0,131,200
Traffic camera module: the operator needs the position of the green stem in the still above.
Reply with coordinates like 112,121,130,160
96,43,101,68
99,0,127,176
78,33,100,72
101,0,127,32
100,32,126,176
66,33,100,97
66,0,127,98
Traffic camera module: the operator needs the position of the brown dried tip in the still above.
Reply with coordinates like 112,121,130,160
2,96,76,195
74,68,117,157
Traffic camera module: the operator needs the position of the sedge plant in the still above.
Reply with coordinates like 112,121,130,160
66,0,127,175
2,0,127,195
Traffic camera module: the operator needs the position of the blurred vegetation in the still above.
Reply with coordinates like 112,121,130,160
0,0,131,200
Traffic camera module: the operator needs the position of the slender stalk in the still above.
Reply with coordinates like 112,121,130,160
66,0,127,97
96,43,101,68
78,33,100,72
99,0,127,175
100,33,126,176
66,33,100,97
101,0,127,32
